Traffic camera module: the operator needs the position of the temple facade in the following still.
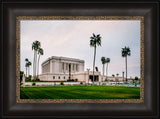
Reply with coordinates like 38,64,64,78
39,56,124,82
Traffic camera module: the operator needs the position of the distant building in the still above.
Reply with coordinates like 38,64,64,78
39,56,123,82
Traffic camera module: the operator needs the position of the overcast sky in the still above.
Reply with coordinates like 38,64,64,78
20,20,140,78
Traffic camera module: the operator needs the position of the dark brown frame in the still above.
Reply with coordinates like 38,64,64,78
1,0,159,118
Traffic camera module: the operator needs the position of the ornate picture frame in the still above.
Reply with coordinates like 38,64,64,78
1,0,159,118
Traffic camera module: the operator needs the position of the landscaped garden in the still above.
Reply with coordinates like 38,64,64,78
20,85,140,99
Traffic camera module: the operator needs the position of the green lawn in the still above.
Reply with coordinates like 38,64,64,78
20,86,140,99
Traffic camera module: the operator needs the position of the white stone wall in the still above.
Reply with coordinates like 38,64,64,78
39,73,69,81
41,56,85,74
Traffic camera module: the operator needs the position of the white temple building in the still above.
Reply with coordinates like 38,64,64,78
39,56,124,82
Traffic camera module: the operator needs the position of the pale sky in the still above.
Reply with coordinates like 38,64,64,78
20,20,140,78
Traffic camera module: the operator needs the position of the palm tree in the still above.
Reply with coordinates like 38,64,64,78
116,73,119,77
27,61,32,76
90,33,101,84
69,64,71,80
134,76,139,86
25,58,28,77
95,66,98,72
121,46,131,82
101,56,106,82
112,74,115,78
32,41,41,78
105,58,110,81
37,48,44,77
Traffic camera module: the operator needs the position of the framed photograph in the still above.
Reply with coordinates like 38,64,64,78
1,0,159,118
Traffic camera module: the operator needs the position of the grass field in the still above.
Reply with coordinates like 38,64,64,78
20,86,140,99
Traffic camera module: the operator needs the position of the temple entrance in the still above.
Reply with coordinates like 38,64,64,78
89,75,99,82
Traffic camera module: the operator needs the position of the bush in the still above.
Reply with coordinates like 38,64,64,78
25,78,31,81
67,79,74,82
20,71,24,83
25,75,32,81
80,82,83,85
60,82,64,85
33,77,40,82
75,79,78,82
20,82,23,86
102,83,106,85
32,82,36,86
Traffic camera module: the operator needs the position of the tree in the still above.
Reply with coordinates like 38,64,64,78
115,73,119,85
90,33,101,84
121,46,131,82
112,74,115,77
116,73,119,77
37,48,44,77
20,71,24,83
105,58,110,81
25,58,29,77
101,56,106,82
69,64,71,80
32,41,41,78
27,61,32,76
95,66,98,72
134,76,139,86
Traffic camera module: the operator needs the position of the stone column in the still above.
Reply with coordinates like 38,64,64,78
64,63,66,73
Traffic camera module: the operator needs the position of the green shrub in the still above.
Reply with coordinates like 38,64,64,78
33,77,40,82
80,82,83,85
102,83,106,85
67,79,74,82
20,82,23,86
75,79,78,82
25,75,32,81
25,78,31,81
32,82,36,86
60,82,64,85
20,71,24,85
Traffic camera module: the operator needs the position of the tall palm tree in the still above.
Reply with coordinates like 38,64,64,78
121,46,131,82
101,57,106,82
95,66,98,72
27,61,32,76
116,73,119,77
25,58,28,77
105,58,110,81
69,64,71,80
32,41,41,78
112,74,115,78
90,33,101,84
37,48,44,77
116,73,119,85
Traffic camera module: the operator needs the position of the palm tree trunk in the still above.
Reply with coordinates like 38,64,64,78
126,56,127,82
35,51,37,78
33,50,36,78
69,64,71,79
106,63,108,81
28,67,29,76
28,66,30,76
103,64,104,82
37,55,40,78
26,67,27,77
93,46,96,85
